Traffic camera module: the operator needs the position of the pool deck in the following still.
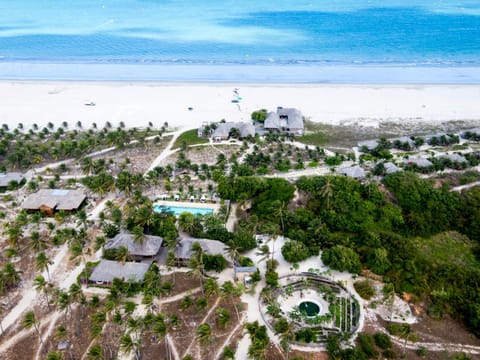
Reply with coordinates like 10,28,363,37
153,200,220,213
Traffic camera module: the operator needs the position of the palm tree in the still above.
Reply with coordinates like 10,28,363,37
33,275,51,311
132,225,145,245
226,240,241,280
178,212,195,234
115,246,130,264
126,316,143,340
320,177,334,210
188,242,205,291
276,319,295,360
86,344,104,360
29,231,46,252
119,334,140,360
256,244,270,266
245,321,269,360
2,263,22,288
56,290,72,323
81,157,95,175
134,204,153,225
272,201,287,235
216,307,231,329
220,281,242,322
196,323,212,347
36,251,53,281
5,224,23,247
188,257,205,293
382,283,395,321
152,314,170,359
69,283,85,316
203,277,219,298
75,209,88,230
400,323,413,355
23,311,44,347
45,352,63,360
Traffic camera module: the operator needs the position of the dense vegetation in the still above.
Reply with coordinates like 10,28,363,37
219,172,480,336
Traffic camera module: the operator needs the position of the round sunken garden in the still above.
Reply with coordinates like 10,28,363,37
260,273,361,347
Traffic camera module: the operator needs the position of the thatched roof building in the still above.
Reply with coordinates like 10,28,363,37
0,172,24,187
89,260,150,285
104,232,163,260
22,189,86,214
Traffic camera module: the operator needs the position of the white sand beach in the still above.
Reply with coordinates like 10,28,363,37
1,82,480,131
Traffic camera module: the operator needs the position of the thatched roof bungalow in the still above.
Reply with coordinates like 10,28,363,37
0,172,25,188
89,259,150,286
174,237,228,267
22,189,86,215
104,232,163,261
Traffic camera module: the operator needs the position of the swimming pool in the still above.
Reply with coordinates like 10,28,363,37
153,205,214,216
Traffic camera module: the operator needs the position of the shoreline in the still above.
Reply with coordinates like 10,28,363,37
4,79,480,87
2,63,480,84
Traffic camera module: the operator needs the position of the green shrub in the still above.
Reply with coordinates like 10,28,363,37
281,240,310,263
238,256,254,266
386,322,402,336
357,333,378,358
295,328,316,343
416,346,428,357
265,270,279,287
383,349,397,359
222,346,235,359
374,332,392,349
321,245,361,274
354,280,376,300
251,109,267,122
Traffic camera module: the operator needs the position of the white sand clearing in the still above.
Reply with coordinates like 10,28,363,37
1,82,480,131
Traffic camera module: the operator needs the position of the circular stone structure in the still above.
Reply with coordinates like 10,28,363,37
298,300,321,317
259,273,361,348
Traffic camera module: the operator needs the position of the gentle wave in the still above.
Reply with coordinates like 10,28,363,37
2,62,480,84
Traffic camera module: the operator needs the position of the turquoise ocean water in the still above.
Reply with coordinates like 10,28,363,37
1,0,480,82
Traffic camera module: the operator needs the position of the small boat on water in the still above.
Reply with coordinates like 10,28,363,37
84,101,96,106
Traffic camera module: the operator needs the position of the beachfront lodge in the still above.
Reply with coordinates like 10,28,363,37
88,259,150,286
174,237,229,267
337,166,366,179
198,121,255,141
0,172,25,189
22,188,86,215
264,107,304,136
104,232,164,262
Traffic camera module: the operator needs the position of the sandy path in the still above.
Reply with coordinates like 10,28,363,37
182,297,221,359
214,314,246,360
1,244,69,333
166,334,181,360
34,311,62,360
452,180,480,191
145,130,183,174
0,310,59,354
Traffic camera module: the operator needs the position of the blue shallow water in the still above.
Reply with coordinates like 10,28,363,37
153,205,214,217
1,1,480,82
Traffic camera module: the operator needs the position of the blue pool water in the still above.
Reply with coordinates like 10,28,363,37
1,1,480,82
153,205,214,216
